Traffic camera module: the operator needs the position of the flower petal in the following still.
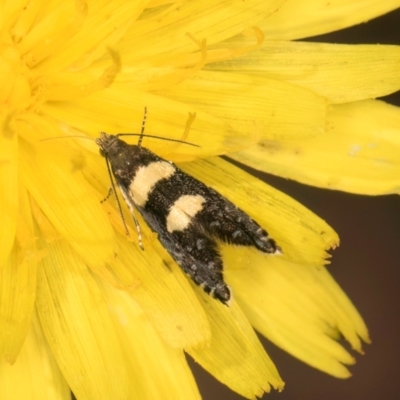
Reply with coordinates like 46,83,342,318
98,280,201,400
260,0,400,40
207,41,400,103
120,0,286,62
187,290,284,399
0,313,70,400
226,255,369,378
104,234,212,349
24,0,147,73
17,114,115,266
0,130,18,265
0,244,36,363
41,88,253,160
231,100,400,194
0,182,38,363
36,239,132,400
156,70,328,140
181,157,338,266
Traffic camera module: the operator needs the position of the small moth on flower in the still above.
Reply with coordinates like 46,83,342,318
96,111,281,305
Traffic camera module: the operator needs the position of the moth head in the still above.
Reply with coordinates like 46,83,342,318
95,132,116,158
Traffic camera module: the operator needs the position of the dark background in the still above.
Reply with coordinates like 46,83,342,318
189,7,400,400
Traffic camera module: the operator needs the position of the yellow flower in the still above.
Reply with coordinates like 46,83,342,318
1,1,399,399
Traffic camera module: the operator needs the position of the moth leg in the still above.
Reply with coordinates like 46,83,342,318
100,186,136,240
118,186,144,250
128,207,144,250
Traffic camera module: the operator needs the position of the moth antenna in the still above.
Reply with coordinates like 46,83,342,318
116,107,199,148
40,135,93,142
115,133,199,147
137,107,147,148
100,187,114,203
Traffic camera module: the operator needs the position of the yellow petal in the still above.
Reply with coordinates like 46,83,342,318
231,100,400,194
260,0,400,40
0,128,18,265
25,1,147,74
226,255,369,378
188,289,284,399
0,180,39,363
36,239,133,400
120,0,286,62
17,114,115,267
0,245,36,363
98,280,201,400
104,234,211,349
9,0,47,45
41,87,253,161
156,70,327,140
207,41,400,103
0,313,70,400
181,157,338,266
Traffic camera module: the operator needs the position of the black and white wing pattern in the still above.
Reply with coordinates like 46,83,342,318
96,133,281,305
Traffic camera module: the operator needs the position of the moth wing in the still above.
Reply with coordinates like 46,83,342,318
138,206,231,304
195,188,281,254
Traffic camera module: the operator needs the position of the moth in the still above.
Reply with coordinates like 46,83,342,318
96,112,281,305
